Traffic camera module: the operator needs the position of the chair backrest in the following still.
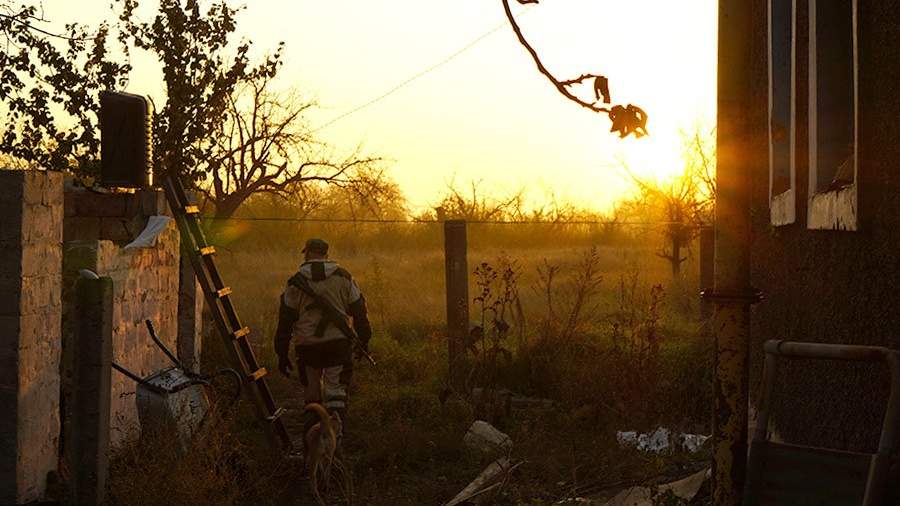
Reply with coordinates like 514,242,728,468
744,340,900,506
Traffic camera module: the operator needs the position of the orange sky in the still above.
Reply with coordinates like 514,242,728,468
43,0,717,213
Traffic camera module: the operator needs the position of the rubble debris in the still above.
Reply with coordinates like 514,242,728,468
445,457,524,506
603,468,710,506
616,427,709,454
677,433,710,453
464,420,513,454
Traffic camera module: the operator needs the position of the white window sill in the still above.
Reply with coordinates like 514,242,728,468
807,184,857,231
770,188,796,226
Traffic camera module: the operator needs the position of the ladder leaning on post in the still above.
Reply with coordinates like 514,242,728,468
162,173,292,450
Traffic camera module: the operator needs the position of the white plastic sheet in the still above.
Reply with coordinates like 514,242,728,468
124,215,172,249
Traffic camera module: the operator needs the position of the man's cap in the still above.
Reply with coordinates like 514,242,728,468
302,238,329,255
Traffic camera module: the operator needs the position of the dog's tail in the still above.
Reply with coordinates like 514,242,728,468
304,402,335,440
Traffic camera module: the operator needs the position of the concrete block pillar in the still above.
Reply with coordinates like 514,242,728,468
0,170,63,505
177,254,203,372
68,277,113,505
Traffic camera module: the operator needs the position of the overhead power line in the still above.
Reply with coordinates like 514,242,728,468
311,6,534,133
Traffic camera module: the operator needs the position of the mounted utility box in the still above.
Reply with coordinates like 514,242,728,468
100,91,153,188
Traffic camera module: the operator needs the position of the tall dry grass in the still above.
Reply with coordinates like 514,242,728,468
109,223,711,505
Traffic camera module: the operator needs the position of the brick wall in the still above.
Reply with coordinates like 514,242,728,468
63,186,167,243
1,170,202,501
0,170,63,504
99,226,181,445
64,224,181,447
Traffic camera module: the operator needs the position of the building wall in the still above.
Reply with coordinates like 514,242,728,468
59,184,204,449
749,0,900,452
63,224,181,447
0,170,63,504
97,225,181,445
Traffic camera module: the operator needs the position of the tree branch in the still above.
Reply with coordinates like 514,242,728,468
501,0,648,138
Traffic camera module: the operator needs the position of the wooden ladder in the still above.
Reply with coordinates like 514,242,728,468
162,174,292,450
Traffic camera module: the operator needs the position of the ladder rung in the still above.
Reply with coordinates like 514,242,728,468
163,175,292,451
248,368,268,382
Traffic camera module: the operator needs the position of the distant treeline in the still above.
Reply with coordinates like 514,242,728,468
205,180,651,254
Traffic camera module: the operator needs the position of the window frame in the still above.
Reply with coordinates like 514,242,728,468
806,0,858,231
768,0,797,226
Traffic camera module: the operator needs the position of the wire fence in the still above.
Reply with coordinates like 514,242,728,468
205,216,711,228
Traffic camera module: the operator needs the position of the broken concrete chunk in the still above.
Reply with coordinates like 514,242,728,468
678,433,710,453
445,457,520,506
603,468,710,506
464,420,513,454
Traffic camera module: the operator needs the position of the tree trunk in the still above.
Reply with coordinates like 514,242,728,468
205,192,247,244
671,235,683,277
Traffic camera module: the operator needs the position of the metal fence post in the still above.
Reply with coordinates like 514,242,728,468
69,276,113,505
444,220,469,387
713,0,755,501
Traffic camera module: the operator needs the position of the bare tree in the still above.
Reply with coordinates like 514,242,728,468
237,166,407,222
431,180,526,222
501,0,648,138
685,126,717,201
622,128,716,276
193,75,378,221
330,166,407,221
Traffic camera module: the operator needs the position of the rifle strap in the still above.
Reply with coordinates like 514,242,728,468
288,273,358,340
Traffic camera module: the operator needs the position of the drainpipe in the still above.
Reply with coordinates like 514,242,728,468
707,0,760,503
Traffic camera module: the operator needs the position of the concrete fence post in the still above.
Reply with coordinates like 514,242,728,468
69,276,113,505
177,253,203,372
444,220,469,387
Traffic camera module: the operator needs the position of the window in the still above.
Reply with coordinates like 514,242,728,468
769,0,796,225
807,0,857,230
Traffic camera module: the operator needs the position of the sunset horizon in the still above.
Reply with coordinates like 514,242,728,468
38,0,717,214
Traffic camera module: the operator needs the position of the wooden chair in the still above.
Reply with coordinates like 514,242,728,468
744,340,900,505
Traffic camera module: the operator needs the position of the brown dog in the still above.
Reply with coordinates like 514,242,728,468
304,403,342,504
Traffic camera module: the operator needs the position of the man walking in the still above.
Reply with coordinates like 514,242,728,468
274,238,372,443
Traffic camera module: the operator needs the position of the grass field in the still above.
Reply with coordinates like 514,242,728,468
109,224,713,505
